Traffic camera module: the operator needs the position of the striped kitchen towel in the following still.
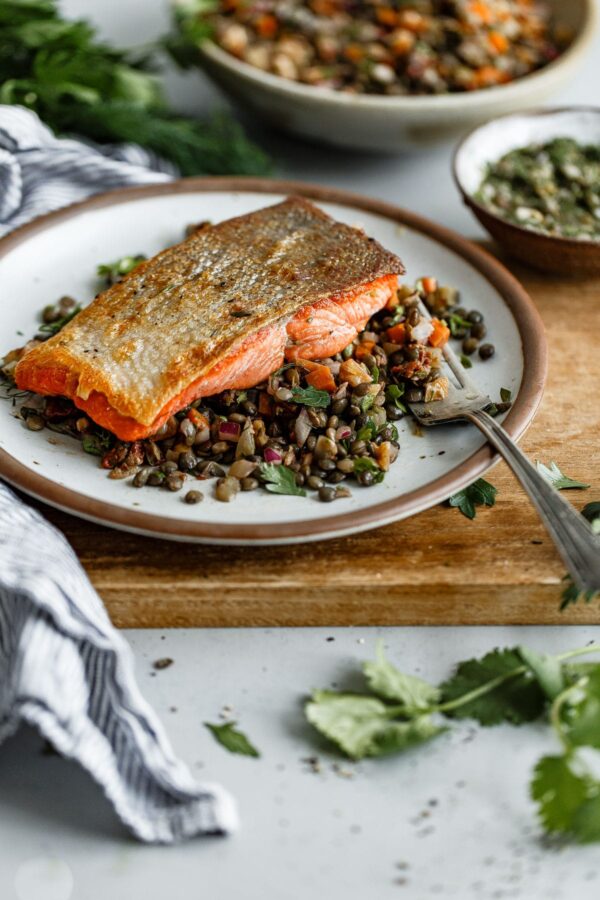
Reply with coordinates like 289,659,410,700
0,105,174,236
0,106,238,843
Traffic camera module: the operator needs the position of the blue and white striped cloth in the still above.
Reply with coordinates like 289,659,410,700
0,106,238,843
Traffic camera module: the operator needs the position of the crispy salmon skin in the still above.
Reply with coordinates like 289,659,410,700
16,197,404,440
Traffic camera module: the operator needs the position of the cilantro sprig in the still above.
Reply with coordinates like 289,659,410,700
306,640,600,843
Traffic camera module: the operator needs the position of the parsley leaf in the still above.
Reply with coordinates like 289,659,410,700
305,691,443,760
531,755,591,837
357,419,377,442
439,647,547,725
460,353,473,369
97,255,146,286
531,753,600,843
536,461,590,491
359,393,375,413
259,463,306,497
500,387,512,403
561,575,599,611
363,642,440,711
560,667,600,750
385,383,407,413
353,457,384,484
448,478,497,519
518,646,564,701
204,721,260,757
38,305,81,335
291,386,330,408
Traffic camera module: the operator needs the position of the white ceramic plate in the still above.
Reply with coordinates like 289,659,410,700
0,179,546,544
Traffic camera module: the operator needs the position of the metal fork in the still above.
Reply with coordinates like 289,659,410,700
408,303,600,594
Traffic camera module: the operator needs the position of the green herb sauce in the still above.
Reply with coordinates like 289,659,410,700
477,138,600,241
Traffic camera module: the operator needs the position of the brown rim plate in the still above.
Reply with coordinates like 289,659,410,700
0,178,547,544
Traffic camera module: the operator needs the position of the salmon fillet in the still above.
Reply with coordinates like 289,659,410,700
16,197,404,441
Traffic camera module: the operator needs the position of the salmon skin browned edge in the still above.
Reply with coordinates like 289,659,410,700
16,197,404,441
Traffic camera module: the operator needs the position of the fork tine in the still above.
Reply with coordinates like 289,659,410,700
416,298,479,392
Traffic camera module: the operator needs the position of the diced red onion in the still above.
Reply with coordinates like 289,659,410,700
336,425,352,441
218,421,241,442
264,447,282,463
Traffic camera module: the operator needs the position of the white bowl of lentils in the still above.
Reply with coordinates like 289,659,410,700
181,0,597,152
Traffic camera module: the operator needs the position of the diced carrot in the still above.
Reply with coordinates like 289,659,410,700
344,43,365,63
255,14,278,39
386,322,407,344
354,341,376,362
297,358,337,392
389,28,415,56
472,65,509,88
421,276,438,294
468,1,493,24
385,293,401,311
375,8,399,26
428,318,450,348
488,31,509,54
306,366,336,393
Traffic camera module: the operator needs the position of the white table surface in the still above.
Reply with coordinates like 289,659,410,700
3,2,600,898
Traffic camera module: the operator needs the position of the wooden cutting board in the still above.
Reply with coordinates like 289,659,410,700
27,250,600,628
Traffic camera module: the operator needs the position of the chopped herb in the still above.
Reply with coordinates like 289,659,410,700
448,478,497,519
460,353,473,369
353,457,384,483
97,255,146,286
291,386,330,408
357,419,377,442
371,365,380,383
359,393,375,414
477,138,600,242
38,305,82,335
446,313,473,336
259,463,306,497
205,721,260,758
500,387,512,403
385,383,407,413
536,461,590,491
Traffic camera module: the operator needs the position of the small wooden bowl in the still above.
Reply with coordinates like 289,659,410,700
453,107,600,276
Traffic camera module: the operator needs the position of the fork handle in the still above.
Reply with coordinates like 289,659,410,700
464,409,600,595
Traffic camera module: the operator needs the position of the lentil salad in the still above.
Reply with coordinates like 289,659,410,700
1,248,500,505
194,0,568,96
